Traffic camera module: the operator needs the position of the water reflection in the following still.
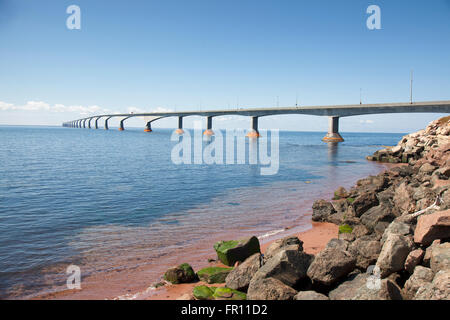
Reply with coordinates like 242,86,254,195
327,142,339,163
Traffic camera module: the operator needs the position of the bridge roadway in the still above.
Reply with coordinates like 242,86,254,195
62,100,450,142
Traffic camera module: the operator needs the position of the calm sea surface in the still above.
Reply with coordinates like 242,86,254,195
0,126,403,298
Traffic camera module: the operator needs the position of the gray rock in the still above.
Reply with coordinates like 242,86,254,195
360,204,396,232
414,270,450,300
351,224,370,238
225,253,261,291
381,221,412,245
348,237,381,269
312,199,336,222
352,191,379,217
294,291,329,300
376,234,414,278
264,236,303,261
326,238,349,251
429,242,450,273
352,279,403,300
403,266,434,300
252,247,313,287
306,248,356,286
247,277,297,300
419,163,437,175
329,273,368,300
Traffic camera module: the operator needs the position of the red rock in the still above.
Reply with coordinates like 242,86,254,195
414,210,450,246
404,249,425,273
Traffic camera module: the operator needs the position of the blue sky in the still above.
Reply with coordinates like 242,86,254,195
0,0,449,132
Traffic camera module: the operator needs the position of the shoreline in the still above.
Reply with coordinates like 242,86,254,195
29,163,394,300
143,222,338,300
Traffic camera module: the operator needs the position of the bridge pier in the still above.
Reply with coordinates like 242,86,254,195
175,116,184,134
246,116,260,138
203,116,214,136
82,119,87,128
77,120,80,128
95,117,99,129
88,118,92,129
144,121,152,132
322,116,344,142
119,119,125,131
105,117,111,130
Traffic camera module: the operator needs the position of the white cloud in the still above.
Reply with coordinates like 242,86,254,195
0,100,110,115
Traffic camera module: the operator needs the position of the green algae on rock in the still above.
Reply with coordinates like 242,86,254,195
212,287,246,300
214,236,261,266
192,285,217,300
197,266,233,284
164,263,197,284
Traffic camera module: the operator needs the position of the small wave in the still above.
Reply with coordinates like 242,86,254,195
258,228,287,240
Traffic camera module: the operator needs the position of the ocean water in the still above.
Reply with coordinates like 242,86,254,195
0,126,403,299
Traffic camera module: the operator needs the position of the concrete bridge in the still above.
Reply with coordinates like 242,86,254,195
62,100,450,142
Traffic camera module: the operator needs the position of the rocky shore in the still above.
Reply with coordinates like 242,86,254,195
157,116,450,300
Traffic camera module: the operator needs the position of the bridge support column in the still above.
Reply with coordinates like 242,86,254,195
144,121,152,132
203,116,214,136
119,119,125,131
95,118,99,129
77,120,80,128
82,119,86,128
246,116,260,138
175,116,184,134
105,118,110,130
322,116,344,142
88,118,92,129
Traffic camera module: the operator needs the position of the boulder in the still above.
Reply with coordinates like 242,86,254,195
376,234,414,277
419,163,437,175
333,187,348,200
348,237,381,269
251,247,313,287
393,182,416,215
352,279,403,300
247,277,297,300
351,224,370,238
423,239,441,267
360,204,396,232
306,248,356,286
332,198,349,214
326,238,349,251
294,291,329,300
264,236,303,261
193,285,217,300
402,266,434,300
329,273,368,300
381,221,412,245
225,253,261,291
197,266,233,284
414,210,450,246
212,287,246,300
163,263,197,284
414,270,450,300
312,199,336,222
404,249,425,274
429,242,450,273
214,236,260,266
352,191,379,217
